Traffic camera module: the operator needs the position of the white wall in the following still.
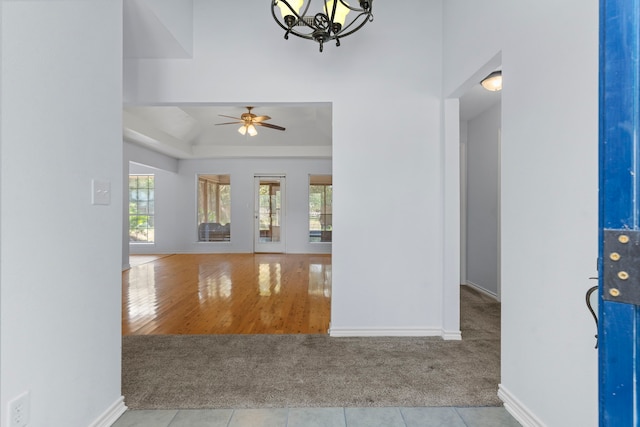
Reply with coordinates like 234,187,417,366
465,102,501,297
0,2,125,427
124,0,448,336
123,0,193,59
444,1,598,426
126,152,332,255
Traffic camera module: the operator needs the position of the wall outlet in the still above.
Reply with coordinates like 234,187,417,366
8,391,30,427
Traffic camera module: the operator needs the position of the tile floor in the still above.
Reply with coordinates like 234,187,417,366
112,406,522,427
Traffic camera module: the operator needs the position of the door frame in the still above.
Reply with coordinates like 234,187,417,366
598,0,640,424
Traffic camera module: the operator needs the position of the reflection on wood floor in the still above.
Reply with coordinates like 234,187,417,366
123,253,332,335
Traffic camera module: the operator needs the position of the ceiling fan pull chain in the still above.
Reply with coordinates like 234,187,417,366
319,39,324,52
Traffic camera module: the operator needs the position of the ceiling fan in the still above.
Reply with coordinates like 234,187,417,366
216,106,286,136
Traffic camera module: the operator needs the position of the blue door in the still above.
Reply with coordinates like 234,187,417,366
599,0,640,425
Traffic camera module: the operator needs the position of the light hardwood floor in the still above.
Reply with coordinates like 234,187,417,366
123,253,332,335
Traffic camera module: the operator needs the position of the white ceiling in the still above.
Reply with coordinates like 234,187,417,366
123,103,333,159
459,79,502,122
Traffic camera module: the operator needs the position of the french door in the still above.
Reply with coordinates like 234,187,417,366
254,175,286,253
599,0,640,424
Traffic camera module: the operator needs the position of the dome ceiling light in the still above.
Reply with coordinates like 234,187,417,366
481,71,503,92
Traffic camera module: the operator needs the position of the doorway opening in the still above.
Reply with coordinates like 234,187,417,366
457,62,502,301
441,53,502,338
123,103,333,337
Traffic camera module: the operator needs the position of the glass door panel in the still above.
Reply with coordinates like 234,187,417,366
254,176,285,253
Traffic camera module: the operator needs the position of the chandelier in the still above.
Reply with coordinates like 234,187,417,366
271,0,374,52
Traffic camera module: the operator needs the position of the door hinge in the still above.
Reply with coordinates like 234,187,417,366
603,229,640,305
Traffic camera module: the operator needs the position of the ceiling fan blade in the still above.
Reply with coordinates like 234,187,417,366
256,122,286,131
215,121,243,125
218,114,243,120
252,115,271,123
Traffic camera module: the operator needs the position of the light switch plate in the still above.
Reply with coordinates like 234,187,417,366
92,179,111,205
8,391,30,427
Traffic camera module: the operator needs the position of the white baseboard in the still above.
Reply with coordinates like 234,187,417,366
464,281,499,301
498,384,546,427
441,330,462,340
328,327,442,337
88,396,127,427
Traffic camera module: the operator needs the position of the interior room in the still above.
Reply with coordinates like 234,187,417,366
1,1,599,426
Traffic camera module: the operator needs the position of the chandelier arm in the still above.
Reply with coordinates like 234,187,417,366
337,0,369,13
281,29,318,41
272,0,317,40
334,12,373,38
271,0,301,29
271,4,291,32
327,0,337,29
275,0,313,28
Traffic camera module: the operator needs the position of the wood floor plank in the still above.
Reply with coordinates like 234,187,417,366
123,253,332,335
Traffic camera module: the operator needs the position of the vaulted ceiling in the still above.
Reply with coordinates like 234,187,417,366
123,0,499,160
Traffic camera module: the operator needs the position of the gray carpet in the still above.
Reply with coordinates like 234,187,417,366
122,286,501,409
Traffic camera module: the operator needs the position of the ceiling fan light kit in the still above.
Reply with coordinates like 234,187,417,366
271,0,374,52
217,107,286,137
238,124,258,136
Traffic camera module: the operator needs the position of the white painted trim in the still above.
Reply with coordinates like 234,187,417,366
464,281,499,301
328,327,443,337
122,263,131,271
443,98,461,337
496,127,502,300
442,330,462,340
88,396,127,427
498,384,547,427
459,135,468,286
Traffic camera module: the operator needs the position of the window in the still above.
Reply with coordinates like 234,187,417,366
309,175,332,242
198,174,231,241
129,175,155,243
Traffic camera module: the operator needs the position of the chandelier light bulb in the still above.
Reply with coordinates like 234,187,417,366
277,0,303,20
238,125,247,135
247,124,258,136
325,0,350,27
